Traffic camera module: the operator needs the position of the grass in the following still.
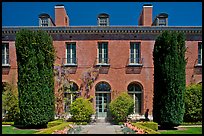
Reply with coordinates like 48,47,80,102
2,126,39,134
159,127,202,134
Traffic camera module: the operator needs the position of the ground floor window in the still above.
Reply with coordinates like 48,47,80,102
64,82,79,113
128,82,143,114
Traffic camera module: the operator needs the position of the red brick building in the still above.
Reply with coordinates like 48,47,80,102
2,4,202,120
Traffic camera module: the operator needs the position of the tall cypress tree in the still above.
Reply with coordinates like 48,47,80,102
15,29,55,128
153,31,186,128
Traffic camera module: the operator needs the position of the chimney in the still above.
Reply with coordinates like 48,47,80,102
55,4,69,26
138,4,153,26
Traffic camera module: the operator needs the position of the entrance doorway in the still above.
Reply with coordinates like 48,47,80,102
95,82,111,118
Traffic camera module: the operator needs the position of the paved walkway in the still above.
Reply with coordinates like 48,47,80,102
77,122,124,134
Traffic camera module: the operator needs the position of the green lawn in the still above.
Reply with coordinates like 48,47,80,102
2,126,39,134
160,127,202,134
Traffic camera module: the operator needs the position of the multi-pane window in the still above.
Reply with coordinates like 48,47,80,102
66,43,76,64
2,43,9,65
128,83,142,114
41,18,48,26
64,82,79,113
130,42,141,64
198,42,202,65
99,18,108,26
98,42,108,64
158,18,166,26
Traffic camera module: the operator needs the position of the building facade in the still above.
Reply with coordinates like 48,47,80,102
2,4,202,120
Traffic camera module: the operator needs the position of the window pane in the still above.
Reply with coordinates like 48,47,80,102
198,43,202,64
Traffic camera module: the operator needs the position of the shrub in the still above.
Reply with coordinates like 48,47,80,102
2,82,20,122
69,97,94,122
35,122,72,134
131,123,160,134
15,29,55,127
135,121,158,131
153,31,186,128
184,83,202,122
109,92,134,123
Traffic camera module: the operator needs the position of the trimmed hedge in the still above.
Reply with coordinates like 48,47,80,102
47,119,64,128
2,122,14,125
15,29,55,127
109,92,134,123
35,122,72,134
135,121,158,131
131,123,160,134
70,97,94,122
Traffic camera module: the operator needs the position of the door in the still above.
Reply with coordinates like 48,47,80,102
96,93,110,118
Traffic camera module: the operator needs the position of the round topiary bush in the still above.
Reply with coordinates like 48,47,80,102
109,92,134,123
69,97,94,123
184,83,202,122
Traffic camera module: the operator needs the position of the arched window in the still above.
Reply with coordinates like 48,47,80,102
64,82,79,113
128,82,143,114
95,81,111,92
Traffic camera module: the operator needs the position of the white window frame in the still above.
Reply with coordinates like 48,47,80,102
198,42,202,65
2,43,9,66
41,18,48,26
129,42,142,66
97,42,108,65
66,43,76,65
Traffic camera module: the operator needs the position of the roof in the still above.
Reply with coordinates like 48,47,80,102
38,13,51,18
98,13,109,18
157,13,168,18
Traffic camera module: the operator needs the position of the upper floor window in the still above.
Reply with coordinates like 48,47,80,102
41,18,48,26
158,18,166,26
130,42,141,65
2,43,9,66
99,18,108,26
66,43,76,65
198,42,202,65
98,42,109,64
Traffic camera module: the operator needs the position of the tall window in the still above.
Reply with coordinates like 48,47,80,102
128,82,142,114
41,18,48,26
64,82,79,113
2,43,9,65
198,42,202,65
98,42,108,64
130,42,141,64
66,43,76,64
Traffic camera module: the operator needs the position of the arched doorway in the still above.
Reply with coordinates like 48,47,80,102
64,82,79,113
95,81,111,118
128,82,143,115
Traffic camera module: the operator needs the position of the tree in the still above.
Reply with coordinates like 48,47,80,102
15,29,55,128
153,31,186,128
184,83,202,122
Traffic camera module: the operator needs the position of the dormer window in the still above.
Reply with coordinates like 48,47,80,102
41,18,48,26
152,13,168,26
97,13,109,26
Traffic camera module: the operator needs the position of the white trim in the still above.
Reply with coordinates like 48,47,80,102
55,6,64,8
143,5,153,8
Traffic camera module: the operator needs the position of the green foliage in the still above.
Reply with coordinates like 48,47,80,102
131,123,160,134
184,83,202,122
15,29,55,127
2,122,14,125
2,126,38,134
135,121,158,131
2,83,20,122
47,119,64,128
109,92,134,123
35,122,72,134
69,97,94,122
160,127,202,134
153,31,186,128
